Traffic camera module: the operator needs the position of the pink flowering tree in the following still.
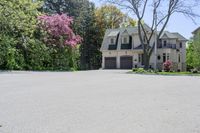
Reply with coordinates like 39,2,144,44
163,60,173,72
37,14,81,47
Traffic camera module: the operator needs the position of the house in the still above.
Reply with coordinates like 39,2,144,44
100,25,187,71
192,27,200,35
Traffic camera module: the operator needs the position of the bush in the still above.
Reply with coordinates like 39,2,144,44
191,68,198,73
0,35,25,70
132,68,147,73
163,60,173,72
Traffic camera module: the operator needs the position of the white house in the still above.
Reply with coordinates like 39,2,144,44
100,25,187,71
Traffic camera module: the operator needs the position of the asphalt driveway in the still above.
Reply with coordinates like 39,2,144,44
0,70,200,133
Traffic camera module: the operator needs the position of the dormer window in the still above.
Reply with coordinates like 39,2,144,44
123,37,128,44
122,36,128,44
110,38,115,44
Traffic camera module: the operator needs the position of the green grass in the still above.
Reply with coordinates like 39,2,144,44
131,68,200,76
156,71,200,76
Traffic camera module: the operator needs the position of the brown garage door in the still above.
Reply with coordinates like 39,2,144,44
105,57,117,69
120,56,133,69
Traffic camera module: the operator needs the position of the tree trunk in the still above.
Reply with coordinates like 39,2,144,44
143,51,150,70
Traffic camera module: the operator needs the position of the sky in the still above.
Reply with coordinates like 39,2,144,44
90,0,200,39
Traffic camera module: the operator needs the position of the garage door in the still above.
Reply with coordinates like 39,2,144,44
120,56,133,69
105,57,117,69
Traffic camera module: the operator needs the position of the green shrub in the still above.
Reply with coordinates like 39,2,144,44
0,35,25,70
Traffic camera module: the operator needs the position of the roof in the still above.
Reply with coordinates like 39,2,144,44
192,27,200,34
160,31,177,39
134,44,151,50
160,31,188,41
101,24,188,51
108,31,119,37
172,32,188,41
100,27,138,51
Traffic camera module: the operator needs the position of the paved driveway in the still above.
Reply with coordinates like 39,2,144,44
0,70,200,133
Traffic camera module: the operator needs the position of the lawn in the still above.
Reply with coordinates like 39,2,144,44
132,68,200,76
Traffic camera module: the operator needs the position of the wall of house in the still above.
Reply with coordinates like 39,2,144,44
102,31,187,71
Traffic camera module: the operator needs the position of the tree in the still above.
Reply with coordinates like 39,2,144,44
95,5,136,40
37,14,82,70
38,14,81,47
42,0,104,70
103,0,199,69
0,0,45,70
187,31,200,71
186,40,195,70
193,30,200,70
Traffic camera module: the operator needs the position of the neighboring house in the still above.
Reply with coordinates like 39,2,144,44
192,27,200,38
192,27,200,36
100,24,187,71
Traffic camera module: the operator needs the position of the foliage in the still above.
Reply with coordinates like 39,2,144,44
0,0,43,70
95,5,136,38
0,35,24,70
0,0,82,71
42,0,103,70
186,40,195,70
0,0,137,71
132,67,200,76
38,14,81,47
132,68,154,73
187,31,200,71
0,0,42,37
193,31,200,70
163,60,173,72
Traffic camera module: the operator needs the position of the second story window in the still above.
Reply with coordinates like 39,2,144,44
180,42,182,48
110,38,115,44
123,37,128,44
164,41,167,47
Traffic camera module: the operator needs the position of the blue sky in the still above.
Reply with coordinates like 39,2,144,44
91,0,200,39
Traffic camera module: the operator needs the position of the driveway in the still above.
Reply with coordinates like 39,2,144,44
0,70,200,133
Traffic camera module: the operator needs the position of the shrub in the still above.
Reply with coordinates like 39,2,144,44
133,68,146,73
0,35,25,70
163,60,173,72
191,68,198,73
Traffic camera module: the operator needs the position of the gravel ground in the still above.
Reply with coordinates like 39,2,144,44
0,70,200,133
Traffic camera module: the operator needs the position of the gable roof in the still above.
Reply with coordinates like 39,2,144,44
172,32,188,41
160,31,188,41
160,31,177,39
108,31,120,37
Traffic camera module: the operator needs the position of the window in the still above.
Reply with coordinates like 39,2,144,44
138,54,141,63
135,65,138,68
123,37,128,44
110,38,114,44
167,53,170,60
157,55,161,60
179,54,181,63
164,41,167,47
163,53,166,62
138,54,144,65
180,42,182,48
